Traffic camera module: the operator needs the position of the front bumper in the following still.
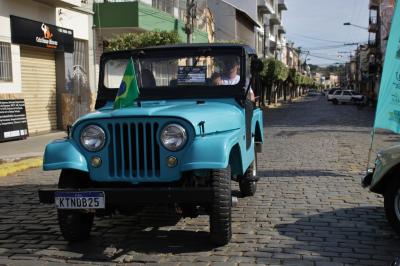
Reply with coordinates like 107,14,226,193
361,168,374,188
38,187,213,206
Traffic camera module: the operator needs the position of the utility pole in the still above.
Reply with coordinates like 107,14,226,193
185,0,196,44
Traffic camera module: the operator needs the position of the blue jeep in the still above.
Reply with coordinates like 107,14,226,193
39,44,264,246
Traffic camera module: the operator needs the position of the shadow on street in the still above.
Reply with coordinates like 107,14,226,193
0,184,215,263
270,207,400,262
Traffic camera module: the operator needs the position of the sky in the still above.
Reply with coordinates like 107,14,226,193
282,0,370,66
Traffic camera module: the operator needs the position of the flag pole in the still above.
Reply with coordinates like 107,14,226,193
366,127,376,171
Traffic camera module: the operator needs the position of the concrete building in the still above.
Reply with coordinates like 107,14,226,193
0,0,95,141
207,0,260,49
262,0,287,60
208,0,287,59
362,0,395,101
285,41,300,71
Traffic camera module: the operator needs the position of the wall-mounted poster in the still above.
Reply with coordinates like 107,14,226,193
0,100,29,142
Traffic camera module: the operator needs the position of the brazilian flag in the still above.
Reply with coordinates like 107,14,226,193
113,58,140,109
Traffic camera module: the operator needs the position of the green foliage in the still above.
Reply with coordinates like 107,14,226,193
260,58,289,83
260,58,275,83
276,60,288,82
288,68,296,79
105,30,181,51
294,72,302,86
299,75,313,86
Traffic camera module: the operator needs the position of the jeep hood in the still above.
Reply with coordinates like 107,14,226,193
74,100,243,135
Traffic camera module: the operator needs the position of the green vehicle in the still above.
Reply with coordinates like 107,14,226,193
363,145,400,234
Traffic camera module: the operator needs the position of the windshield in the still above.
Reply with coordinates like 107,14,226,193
103,55,242,89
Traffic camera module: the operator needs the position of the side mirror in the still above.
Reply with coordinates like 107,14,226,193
251,58,264,74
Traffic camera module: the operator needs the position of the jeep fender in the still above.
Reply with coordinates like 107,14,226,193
370,163,400,194
181,129,243,172
43,139,88,172
252,108,264,143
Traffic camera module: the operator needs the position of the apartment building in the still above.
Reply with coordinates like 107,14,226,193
207,0,259,49
259,0,287,59
366,0,396,100
208,0,287,60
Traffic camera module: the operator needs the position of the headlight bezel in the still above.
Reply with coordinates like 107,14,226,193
80,124,106,152
160,123,188,151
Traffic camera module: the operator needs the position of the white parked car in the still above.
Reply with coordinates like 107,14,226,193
326,88,340,101
331,90,364,105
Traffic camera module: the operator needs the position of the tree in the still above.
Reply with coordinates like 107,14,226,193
105,31,181,51
259,58,289,106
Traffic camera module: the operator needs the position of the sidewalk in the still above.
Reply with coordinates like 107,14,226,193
0,131,66,176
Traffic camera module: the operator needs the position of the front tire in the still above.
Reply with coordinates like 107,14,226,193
209,167,232,246
332,99,339,105
384,178,400,235
57,170,94,242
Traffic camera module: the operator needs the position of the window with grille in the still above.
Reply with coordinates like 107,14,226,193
0,42,12,82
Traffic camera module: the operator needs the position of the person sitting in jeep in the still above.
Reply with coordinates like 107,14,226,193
220,57,240,85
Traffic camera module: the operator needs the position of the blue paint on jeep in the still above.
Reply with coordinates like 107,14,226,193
44,98,264,185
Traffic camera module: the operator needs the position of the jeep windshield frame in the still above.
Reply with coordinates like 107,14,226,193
96,45,250,109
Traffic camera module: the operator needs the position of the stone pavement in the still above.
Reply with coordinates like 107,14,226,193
0,95,399,265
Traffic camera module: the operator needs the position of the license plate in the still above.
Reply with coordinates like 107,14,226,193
54,191,105,209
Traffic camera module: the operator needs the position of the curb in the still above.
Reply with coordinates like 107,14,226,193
0,157,43,177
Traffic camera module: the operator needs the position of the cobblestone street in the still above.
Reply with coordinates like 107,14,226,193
0,96,400,265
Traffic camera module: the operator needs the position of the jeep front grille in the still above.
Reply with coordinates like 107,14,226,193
107,122,160,178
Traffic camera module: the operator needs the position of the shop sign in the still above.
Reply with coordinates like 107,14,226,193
10,15,74,53
0,100,29,142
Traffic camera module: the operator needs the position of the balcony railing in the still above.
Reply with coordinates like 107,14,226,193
268,13,281,25
278,0,287,11
369,15,377,24
258,0,275,14
369,0,379,10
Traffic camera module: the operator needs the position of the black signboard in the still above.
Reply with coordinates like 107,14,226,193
10,15,74,53
0,100,29,142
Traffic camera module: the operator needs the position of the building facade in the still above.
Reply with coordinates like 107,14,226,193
0,0,95,141
285,41,300,71
261,0,287,60
360,0,396,102
208,0,287,60
207,0,259,49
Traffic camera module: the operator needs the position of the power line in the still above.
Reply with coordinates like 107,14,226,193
308,54,347,62
287,33,347,44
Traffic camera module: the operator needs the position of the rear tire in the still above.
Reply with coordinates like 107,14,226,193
57,170,94,242
239,153,258,197
384,177,400,235
209,167,232,246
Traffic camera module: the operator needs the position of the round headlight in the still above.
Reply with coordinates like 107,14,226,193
80,125,106,152
160,124,187,151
